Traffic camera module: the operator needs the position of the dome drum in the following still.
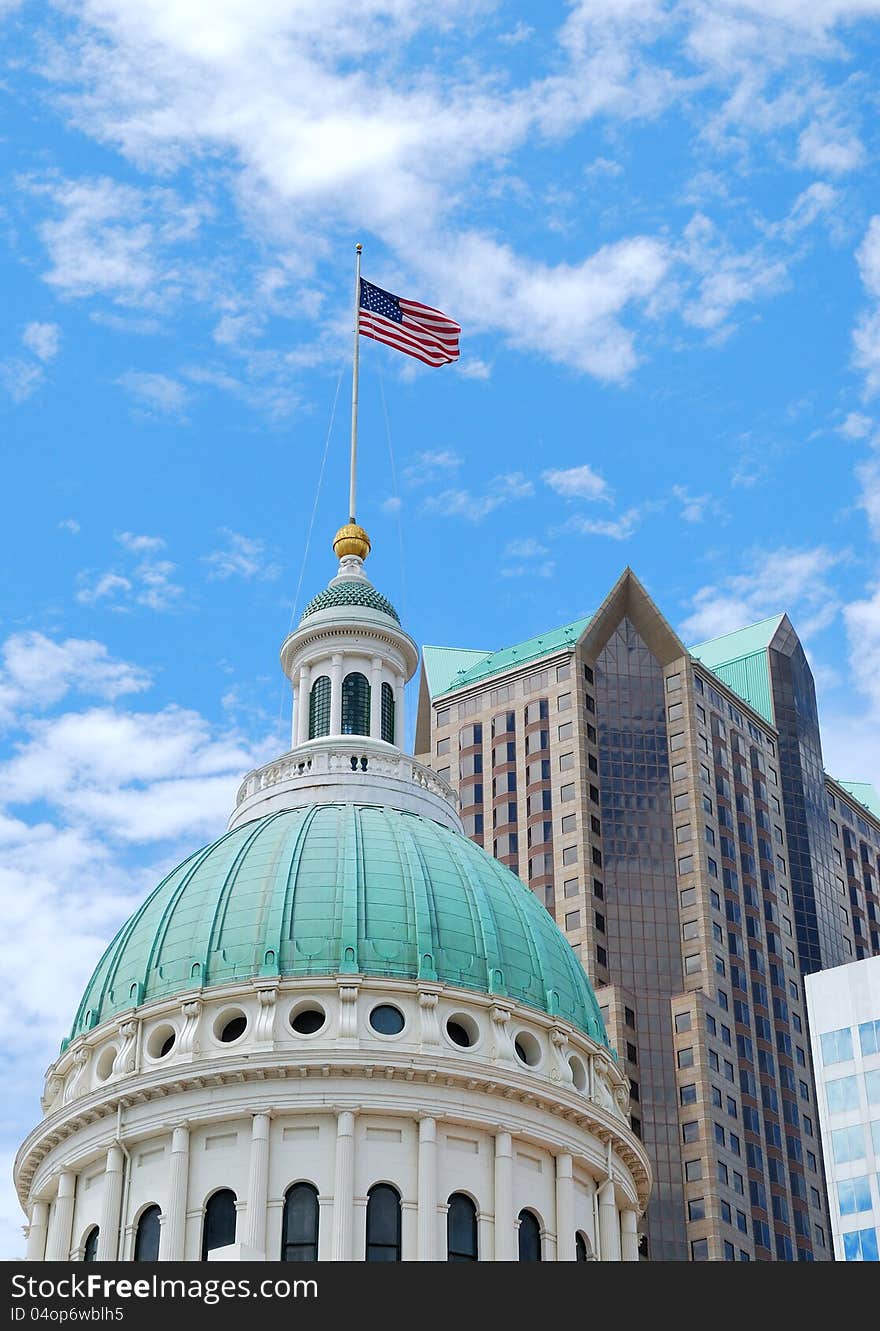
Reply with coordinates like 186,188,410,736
19,972,649,1263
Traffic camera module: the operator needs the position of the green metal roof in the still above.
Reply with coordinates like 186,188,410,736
422,646,491,698
837,781,880,821
69,804,608,1047
689,615,785,726
433,617,591,698
300,580,400,625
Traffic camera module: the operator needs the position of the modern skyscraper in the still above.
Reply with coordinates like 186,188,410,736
417,567,880,1261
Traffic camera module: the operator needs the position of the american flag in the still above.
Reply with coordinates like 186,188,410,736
358,278,460,367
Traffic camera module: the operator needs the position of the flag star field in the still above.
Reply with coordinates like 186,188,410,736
1,0,880,1255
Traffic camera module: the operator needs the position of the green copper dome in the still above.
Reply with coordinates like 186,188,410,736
300,581,400,625
69,805,607,1047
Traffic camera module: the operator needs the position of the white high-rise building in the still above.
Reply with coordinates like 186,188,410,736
805,954,880,1261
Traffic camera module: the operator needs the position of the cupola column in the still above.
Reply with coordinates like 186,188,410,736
160,1126,190,1261
394,674,405,746
97,1144,125,1260
243,1114,271,1255
296,665,310,746
329,654,344,736
621,1208,639,1262
598,1179,621,1261
493,1130,514,1261
44,1171,76,1261
370,656,383,739
554,1153,575,1261
417,1115,438,1261
25,1200,49,1262
331,1110,356,1260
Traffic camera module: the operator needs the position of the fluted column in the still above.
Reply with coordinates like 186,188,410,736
243,1114,271,1255
494,1130,514,1261
296,666,310,745
417,1116,437,1261
45,1172,76,1262
97,1145,125,1260
555,1154,575,1262
370,657,383,740
329,653,344,735
159,1127,190,1261
331,1110,356,1260
598,1180,621,1262
25,1201,49,1262
394,675,405,747
621,1208,639,1262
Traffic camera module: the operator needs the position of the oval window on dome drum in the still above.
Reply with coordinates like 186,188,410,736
201,1189,237,1261
447,1193,478,1262
309,676,331,739
518,1209,542,1262
365,1184,401,1262
342,672,370,736
83,1226,99,1262
281,1183,319,1261
576,1231,590,1261
133,1206,161,1262
381,682,395,744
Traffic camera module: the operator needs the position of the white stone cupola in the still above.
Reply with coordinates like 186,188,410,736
279,523,418,751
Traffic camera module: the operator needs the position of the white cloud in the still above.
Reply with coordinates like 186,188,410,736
76,571,133,607
854,216,880,396
564,507,645,540
680,545,845,642
0,359,44,403
838,412,874,440
0,632,150,726
204,529,280,581
21,322,61,362
76,541,183,613
672,484,716,523
117,369,190,417
58,518,80,534
504,538,549,559
117,531,165,553
402,450,462,487
681,213,789,333
380,496,402,515
134,558,184,611
30,175,201,308
424,472,534,523
543,464,611,502
797,116,865,175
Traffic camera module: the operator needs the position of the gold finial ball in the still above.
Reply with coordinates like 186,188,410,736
333,523,371,560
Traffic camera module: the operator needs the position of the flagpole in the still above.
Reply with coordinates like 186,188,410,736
349,243,362,524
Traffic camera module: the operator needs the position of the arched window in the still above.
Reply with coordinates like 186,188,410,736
365,1184,401,1262
575,1231,590,1261
381,682,395,744
133,1206,160,1262
83,1226,99,1262
201,1189,237,1261
342,672,370,736
447,1193,478,1262
281,1183,319,1261
518,1209,542,1262
309,676,331,739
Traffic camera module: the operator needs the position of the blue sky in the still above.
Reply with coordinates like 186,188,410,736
3,0,880,1254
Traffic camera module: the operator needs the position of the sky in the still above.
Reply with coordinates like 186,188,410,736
2,0,880,1256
